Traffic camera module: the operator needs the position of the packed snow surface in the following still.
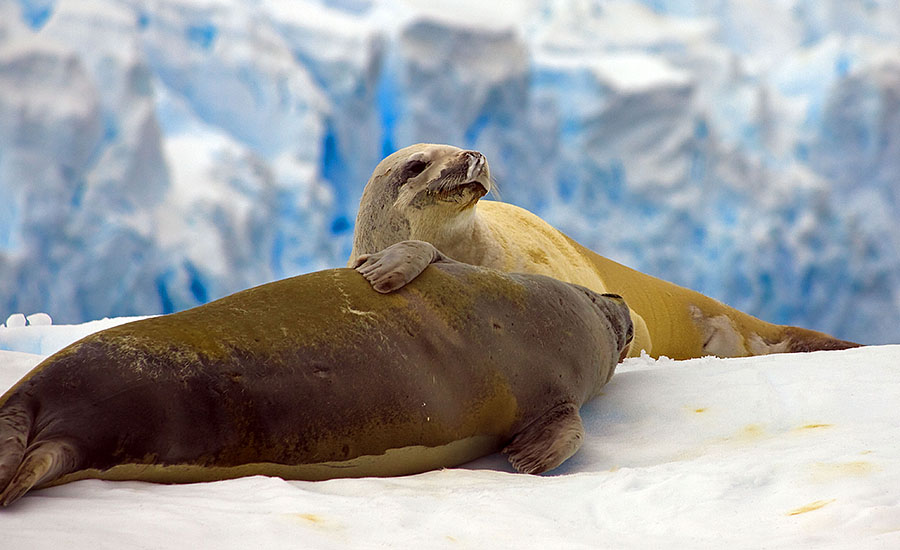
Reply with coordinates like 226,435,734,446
2,2,898,545
1,321,898,548
1,0,900,345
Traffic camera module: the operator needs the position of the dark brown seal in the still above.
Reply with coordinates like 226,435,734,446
0,241,632,506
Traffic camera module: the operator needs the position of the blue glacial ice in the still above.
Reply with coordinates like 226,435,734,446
1,0,899,344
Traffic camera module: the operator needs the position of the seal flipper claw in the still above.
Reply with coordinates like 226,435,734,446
354,240,447,293
503,402,585,475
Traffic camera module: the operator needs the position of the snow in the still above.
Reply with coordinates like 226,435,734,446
0,315,146,356
1,4,899,540
1,320,898,548
2,4,899,540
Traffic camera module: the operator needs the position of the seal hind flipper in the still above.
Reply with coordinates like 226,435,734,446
780,327,861,353
354,240,448,293
503,402,585,474
0,403,30,494
689,305,861,357
0,439,79,506
1,401,81,506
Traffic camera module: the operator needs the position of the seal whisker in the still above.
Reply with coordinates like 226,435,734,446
487,176,500,200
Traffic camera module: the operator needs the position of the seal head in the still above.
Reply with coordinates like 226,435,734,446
351,144,492,260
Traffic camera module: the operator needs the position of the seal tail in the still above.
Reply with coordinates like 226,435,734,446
0,402,78,506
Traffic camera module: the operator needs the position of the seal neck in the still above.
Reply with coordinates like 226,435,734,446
409,205,502,265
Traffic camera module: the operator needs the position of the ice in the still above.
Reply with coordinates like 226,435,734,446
25,312,52,326
0,315,147,356
1,0,899,344
4,313,26,328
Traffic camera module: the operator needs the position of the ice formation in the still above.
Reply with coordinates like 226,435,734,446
1,0,899,343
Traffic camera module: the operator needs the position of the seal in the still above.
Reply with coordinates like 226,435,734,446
0,240,632,506
350,143,860,360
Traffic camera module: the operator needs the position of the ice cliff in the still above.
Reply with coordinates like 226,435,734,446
1,0,899,344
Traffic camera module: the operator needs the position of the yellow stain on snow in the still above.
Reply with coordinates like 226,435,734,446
810,461,879,483
718,423,767,446
739,424,765,439
692,407,707,414
297,513,325,524
286,512,342,531
798,423,833,430
787,499,836,516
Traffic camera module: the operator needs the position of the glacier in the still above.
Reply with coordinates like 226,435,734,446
1,0,899,344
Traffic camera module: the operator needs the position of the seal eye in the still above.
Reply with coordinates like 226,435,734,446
401,159,428,181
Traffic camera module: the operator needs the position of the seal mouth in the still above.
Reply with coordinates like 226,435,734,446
430,180,489,201
425,151,491,207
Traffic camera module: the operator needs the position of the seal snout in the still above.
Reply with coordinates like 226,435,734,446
464,151,486,182
424,150,491,204
464,151,492,199
598,293,634,361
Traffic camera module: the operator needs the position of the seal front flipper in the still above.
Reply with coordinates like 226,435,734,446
353,240,450,293
503,402,585,475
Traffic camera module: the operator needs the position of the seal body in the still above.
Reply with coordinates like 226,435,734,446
0,242,631,506
350,143,860,359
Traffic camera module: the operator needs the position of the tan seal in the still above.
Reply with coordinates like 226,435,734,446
0,241,631,506
350,143,860,359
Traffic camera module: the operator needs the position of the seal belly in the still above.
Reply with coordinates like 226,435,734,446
50,435,504,486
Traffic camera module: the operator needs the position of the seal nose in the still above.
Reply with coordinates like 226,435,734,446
599,293,633,359
464,151,486,181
